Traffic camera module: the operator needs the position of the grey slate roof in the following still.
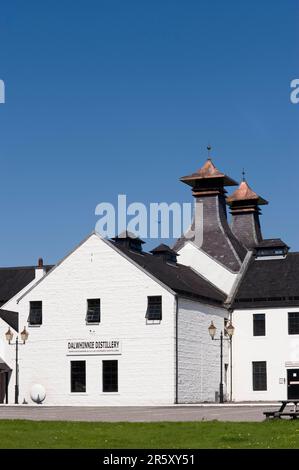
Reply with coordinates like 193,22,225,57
233,252,299,308
111,241,226,306
173,195,247,272
0,266,53,306
0,309,18,332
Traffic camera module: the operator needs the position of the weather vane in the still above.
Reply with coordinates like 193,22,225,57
207,145,212,159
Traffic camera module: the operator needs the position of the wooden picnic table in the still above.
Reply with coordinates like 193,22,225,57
264,400,299,419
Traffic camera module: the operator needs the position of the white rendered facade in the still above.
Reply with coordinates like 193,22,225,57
0,233,227,405
232,306,299,402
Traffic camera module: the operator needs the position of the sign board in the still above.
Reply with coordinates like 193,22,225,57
67,339,121,355
285,361,299,367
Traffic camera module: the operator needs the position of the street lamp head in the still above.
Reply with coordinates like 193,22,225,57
226,321,235,338
208,321,217,340
5,327,13,344
20,326,29,344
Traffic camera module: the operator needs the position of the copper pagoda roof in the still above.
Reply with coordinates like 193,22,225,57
226,180,268,205
180,158,238,187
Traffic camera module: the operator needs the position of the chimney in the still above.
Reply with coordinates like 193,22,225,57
174,152,247,272
226,177,268,249
35,257,46,280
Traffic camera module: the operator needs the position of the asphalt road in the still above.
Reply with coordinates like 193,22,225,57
0,404,279,422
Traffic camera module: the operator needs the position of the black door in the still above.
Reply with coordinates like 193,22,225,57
287,369,299,399
0,372,6,403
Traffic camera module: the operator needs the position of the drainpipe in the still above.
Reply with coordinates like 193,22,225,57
229,308,233,402
230,337,233,402
5,372,8,404
175,295,179,404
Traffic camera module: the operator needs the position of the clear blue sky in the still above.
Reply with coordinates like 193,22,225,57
0,0,298,266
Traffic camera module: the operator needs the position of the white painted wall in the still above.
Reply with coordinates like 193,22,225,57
232,307,299,401
2,234,177,405
178,298,229,403
177,242,237,295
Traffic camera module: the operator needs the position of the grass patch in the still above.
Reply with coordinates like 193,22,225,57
0,419,299,448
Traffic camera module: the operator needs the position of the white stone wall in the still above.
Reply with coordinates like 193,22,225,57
177,298,229,403
177,242,237,294
1,234,177,405
232,307,299,401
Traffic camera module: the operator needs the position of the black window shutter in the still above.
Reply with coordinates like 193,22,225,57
147,296,162,321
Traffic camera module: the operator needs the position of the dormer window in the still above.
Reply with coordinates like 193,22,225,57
150,244,178,264
168,253,177,263
255,239,289,259
112,231,145,253
256,248,286,257
128,239,143,252
86,299,101,324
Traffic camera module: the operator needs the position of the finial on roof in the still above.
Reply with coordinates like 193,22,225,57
207,145,212,159
242,168,246,182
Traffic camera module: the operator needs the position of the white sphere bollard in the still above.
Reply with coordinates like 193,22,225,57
30,384,46,404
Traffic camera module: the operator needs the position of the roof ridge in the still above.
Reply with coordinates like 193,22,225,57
0,265,53,271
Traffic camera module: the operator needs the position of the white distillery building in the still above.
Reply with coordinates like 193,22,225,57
0,155,298,405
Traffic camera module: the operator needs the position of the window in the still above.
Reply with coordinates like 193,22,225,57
86,299,101,323
147,296,162,321
102,360,118,392
288,313,299,335
71,361,86,393
252,361,267,391
28,301,42,325
253,314,265,336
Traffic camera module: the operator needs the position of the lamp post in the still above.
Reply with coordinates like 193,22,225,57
5,326,29,404
208,320,235,403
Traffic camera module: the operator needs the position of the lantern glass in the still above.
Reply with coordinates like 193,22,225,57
226,322,235,338
5,328,13,343
208,321,217,340
20,327,29,344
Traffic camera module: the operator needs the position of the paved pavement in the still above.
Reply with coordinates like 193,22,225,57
0,404,280,422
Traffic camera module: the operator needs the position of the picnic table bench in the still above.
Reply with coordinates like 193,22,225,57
264,400,299,419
